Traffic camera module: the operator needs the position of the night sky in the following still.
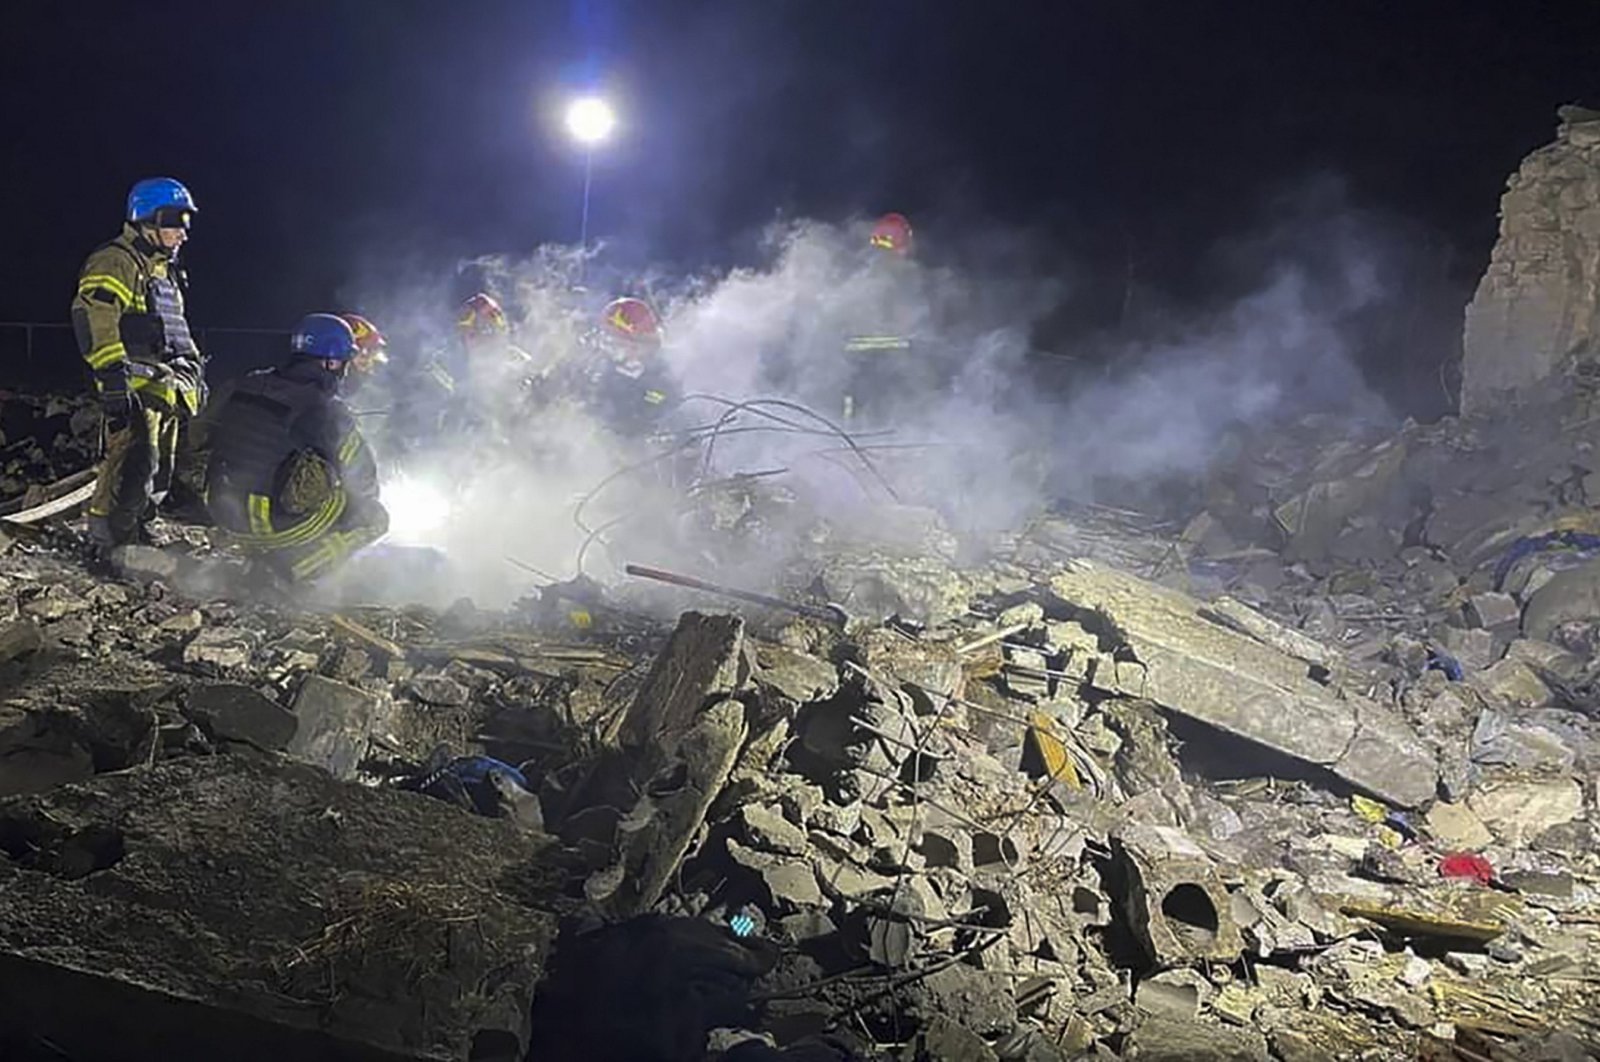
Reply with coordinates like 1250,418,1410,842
2,1,1597,406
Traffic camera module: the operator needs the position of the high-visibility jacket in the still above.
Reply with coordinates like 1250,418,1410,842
204,360,378,546
70,223,204,413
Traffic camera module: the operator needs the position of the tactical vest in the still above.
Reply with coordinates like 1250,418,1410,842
144,269,197,361
209,370,323,500
105,235,198,364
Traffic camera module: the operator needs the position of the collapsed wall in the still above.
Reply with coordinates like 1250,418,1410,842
1461,106,1600,414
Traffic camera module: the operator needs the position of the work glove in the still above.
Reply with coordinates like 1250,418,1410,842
96,369,138,435
167,355,209,412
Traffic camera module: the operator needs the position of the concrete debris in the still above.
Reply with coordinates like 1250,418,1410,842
1466,776,1586,845
1464,591,1521,631
1423,801,1494,851
739,803,809,856
0,617,43,662
1271,437,1408,561
616,610,745,752
1124,1015,1270,1062
727,836,825,911
182,625,258,673
1522,555,1600,641
1049,560,1438,807
1439,625,1496,672
0,702,94,796
0,757,557,1061
185,682,297,750
1461,109,1600,413
408,670,470,707
1472,658,1552,708
1112,823,1243,968
288,674,386,780
10,317,1600,1058
598,697,748,917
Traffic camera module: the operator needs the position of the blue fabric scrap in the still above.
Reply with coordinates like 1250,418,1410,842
1493,531,1600,590
1427,648,1465,682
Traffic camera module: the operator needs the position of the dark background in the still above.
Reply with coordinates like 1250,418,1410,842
1,1,1596,413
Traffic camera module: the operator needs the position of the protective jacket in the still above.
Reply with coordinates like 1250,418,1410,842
205,359,384,581
71,223,205,413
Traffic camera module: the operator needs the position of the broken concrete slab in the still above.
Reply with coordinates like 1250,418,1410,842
898,962,1016,1038
1522,555,1600,640
407,672,469,707
1111,822,1243,969
1470,707,1575,772
814,550,975,627
854,627,965,708
0,756,557,1062
616,611,745,754
727,836,824,911
182,626,258,673
22,585,90,622
1472,658,1552,708
1467,776,1586,845
1465,592,1521,631
1049,560,1437,807
0,703,93,796
914,1015,1000,1062
1439,626,1496,671
737,803,808,856
288,675,384,780
1424,802,1493,851
751,644,838,706
601,697,748,917
1124,1015,1270,1062
1271,437,1408,560
0,618,42,663
109,543,180,583
0,688,158,800
1202,595,1337,671
186,683,297,750
1504,637,1585,682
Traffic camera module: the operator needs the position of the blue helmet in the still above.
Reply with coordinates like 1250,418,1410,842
289,314,358,360
126,177,198,223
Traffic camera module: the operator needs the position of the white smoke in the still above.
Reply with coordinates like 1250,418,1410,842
331,186,1402,608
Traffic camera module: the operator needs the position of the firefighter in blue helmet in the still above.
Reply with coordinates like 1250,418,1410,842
72,177,208,554
202,315,389,584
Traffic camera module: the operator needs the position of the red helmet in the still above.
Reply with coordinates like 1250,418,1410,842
339,313,388,371
457,292,509,339
601,297,662,347
869,212,914,257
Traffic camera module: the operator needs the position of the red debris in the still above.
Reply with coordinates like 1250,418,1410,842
1438,852,1495,886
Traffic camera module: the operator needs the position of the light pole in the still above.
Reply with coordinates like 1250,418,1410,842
564,95,616,257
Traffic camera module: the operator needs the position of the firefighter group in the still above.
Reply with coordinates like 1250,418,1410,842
71,177,920,586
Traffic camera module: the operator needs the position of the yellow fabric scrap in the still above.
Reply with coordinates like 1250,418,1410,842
1351,794,1388,824
1025,711,1082,790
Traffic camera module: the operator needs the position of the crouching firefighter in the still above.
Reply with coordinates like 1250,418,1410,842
204,314,389,584
71,177,208,554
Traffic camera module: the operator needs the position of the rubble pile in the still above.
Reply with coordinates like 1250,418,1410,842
2,484,1598,1060
0,391,98,511
3,108,1600,1062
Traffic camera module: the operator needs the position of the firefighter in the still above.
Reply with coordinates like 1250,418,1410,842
172,311,390,515
398,292,531,451
571,296,677,437
840,212,919,424
72,177,208,554
204,314,389,585
341,312,389,392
